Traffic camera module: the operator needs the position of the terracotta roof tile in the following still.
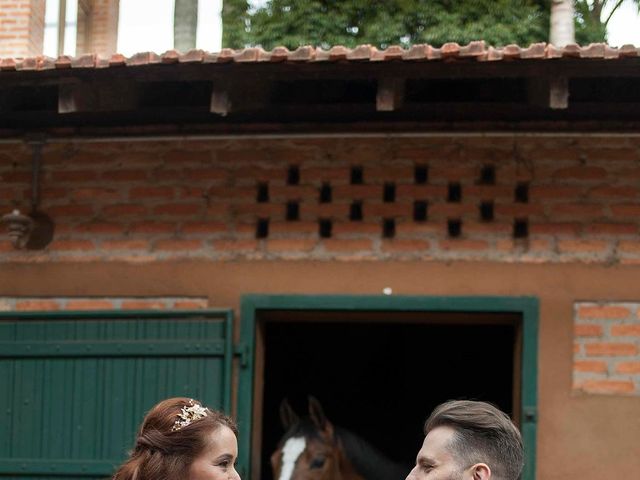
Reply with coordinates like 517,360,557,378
161,50,180,63
179,49,205,63
1,42,639,73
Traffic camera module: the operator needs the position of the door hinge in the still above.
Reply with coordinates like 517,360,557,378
523,406,537,423
233,342,250,368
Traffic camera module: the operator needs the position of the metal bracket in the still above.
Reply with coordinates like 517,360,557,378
233,342,250,368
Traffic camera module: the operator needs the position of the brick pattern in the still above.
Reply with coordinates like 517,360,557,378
573,302,640,396
0,0,46,58
76,0,119,57
1,137,640,262
0,296,209,311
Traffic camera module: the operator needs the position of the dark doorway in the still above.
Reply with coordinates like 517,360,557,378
258,311,520,480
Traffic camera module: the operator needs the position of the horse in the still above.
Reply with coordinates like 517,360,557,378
270,397,409,480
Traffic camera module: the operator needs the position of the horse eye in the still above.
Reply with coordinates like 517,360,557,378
310,457,326,469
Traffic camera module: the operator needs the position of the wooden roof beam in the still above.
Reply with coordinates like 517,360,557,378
377,78,405,112
528,77,569,110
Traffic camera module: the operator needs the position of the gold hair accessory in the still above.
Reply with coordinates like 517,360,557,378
172,399,209,431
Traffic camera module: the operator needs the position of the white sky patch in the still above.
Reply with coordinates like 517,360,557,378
278,436,306,480
605,1,640,46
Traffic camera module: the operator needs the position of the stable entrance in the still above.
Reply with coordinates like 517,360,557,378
240,295,538,480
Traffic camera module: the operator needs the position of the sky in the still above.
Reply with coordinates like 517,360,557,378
44,0,640,57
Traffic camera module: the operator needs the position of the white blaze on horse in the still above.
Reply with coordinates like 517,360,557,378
271,397,408,480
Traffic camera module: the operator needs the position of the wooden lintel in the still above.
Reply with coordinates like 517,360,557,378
377,78,405,112
58,83,98,114
210,88,231,116
528,77,569,110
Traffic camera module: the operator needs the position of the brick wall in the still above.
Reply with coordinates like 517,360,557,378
1,135,640,263
573,302,640,395
0,0,46,58
76,0,120,57
0,296,209,311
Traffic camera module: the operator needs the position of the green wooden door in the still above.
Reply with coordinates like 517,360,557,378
0,310,233,479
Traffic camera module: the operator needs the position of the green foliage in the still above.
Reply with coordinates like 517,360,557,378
574,0,640,45
223,0,550,49
222,0,250,48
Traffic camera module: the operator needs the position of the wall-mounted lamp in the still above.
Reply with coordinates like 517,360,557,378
1,137,54,250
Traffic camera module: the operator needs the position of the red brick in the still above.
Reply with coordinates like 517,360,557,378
71,187,120,201
73,223,125,235
235,204,284,217
301,203,350,218
183,168,227,181
395,222,441,235
529,223,581,235
212,240,258,250
269,222,317,235
557,240,609,254
552,204,603,218
588,186,639,198
153,204,201,216
267,239,317,252
583,148,638,162
575,324,604,337
15,300,61,311
333,222,380,235
102,170,148,181
366,166,413,181
174,300,209,309
552,166,607,180
209,186,254,199
323,239,373,252
493,204,545,216
439,239,490,251
381,239,430,252
574,343,581,354
333,185,382,200
270,186,317,198
615,361,640,374
584,223,637,235
573,360,608,373
525,147,581,162
618,241,640,253
578,305,631,320
577,379,635,394
66,299,115,310
49,240,95,251
611,204,640,217
121,300,166,310
611,325,640,337
0,171,30,182
584,342,637,356
102,204,147,216
130,222,175,234
129,186,175,199
365,203,412,217
51,170,99,182
429,166,477,180
396,185,448,197
464,185,513,199
429,203,477,218
181,222,227,234
464,222,512,234
101,240,150,250
301,167,350,181
235,167,286,181
164,150,212,163
48,205,94,217
529,186,584,199
154,239,203,251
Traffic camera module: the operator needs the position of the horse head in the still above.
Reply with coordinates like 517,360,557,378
271,397,363,480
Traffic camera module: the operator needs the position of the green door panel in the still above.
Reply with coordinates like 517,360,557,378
0,310,233,479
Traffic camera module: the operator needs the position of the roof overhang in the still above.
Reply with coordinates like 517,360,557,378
1,43,639,139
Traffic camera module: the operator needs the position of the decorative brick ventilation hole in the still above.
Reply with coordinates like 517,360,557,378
251,163,529,241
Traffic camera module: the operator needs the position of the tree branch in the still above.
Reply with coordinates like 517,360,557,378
604,0,626,27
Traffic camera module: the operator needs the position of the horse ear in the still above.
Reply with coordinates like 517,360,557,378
279,398,299,430
308,395,332,433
